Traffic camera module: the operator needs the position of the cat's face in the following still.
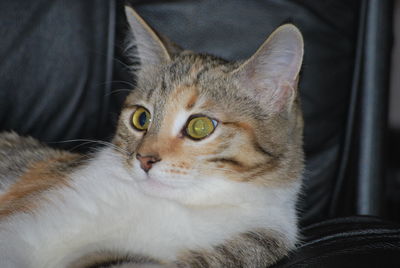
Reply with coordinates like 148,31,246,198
111,7,304,205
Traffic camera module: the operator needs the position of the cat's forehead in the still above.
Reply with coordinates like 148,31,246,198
154,54,232,90
122,52,270,129
129,53,235,106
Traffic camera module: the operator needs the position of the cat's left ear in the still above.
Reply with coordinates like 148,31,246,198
233,24,304,112
125,6,171,66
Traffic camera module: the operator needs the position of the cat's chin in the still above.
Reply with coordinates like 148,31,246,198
135,175,189,201
139,176,175,191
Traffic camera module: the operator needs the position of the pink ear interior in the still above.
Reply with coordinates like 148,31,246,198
235,24,304,112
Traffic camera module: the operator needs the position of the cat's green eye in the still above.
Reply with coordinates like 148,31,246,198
186,116,217,140
131,107,151,131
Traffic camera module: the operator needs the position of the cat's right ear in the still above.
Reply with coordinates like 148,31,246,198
125,6,171,66
233,24,304,113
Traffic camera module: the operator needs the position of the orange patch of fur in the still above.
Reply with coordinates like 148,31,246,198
0,152,83,219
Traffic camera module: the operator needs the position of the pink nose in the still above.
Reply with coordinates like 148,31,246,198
136,154,161,172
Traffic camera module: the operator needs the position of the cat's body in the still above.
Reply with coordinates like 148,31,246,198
0,6,304,268
0,133,298,267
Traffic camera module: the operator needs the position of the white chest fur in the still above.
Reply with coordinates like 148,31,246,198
0,148,299,268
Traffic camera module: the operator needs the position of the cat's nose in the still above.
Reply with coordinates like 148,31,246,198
136,153,161,173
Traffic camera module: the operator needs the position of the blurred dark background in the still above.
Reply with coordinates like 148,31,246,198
388,0,400,223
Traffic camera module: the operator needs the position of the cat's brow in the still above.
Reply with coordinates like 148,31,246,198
185,93,198,110
146,79,166,101
146,87,156,101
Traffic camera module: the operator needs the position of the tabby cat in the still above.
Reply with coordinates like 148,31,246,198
0,6,304,268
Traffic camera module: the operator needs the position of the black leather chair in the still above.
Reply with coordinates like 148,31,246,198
1,0,399,266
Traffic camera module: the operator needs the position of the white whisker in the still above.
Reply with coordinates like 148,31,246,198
49,139,130,157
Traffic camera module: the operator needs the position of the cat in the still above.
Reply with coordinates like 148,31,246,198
0,5,304,268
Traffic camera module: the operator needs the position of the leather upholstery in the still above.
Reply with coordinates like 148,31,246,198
273,216,400,267
0,0,117,148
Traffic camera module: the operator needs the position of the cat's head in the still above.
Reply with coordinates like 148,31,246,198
112,6,304,205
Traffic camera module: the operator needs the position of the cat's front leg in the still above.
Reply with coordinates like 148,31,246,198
172,229,292,268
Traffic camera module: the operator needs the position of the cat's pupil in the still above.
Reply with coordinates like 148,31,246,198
139,112,147,127
193,120,206,134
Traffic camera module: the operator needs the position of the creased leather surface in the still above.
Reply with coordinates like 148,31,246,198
0,0,116,148
273,216,400,267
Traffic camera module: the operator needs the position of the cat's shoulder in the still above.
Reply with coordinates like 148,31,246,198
0,131,84,196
